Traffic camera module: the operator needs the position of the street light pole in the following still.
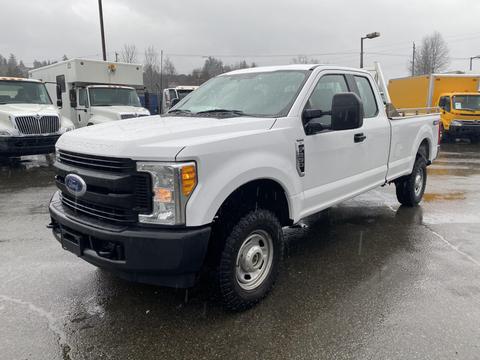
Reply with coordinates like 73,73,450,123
98,0,107,61
360,32,380,68
469,56,480,71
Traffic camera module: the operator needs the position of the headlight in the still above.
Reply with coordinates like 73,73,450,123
0,130,12,136
137,162,197,225
451,120,462,126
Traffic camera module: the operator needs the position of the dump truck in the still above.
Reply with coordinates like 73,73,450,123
388,74,480,141
29,59,150,128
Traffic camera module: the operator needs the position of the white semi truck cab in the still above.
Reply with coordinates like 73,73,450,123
48,65,440,311
0,77,74,159
29,59,150,128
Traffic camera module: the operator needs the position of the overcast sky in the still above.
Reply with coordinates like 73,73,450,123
1,0,479,79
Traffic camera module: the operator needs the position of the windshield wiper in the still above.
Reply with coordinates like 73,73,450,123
459,108,478,112
167,109,192,116
195,109,249,117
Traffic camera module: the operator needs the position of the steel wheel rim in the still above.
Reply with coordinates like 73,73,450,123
235,230,274,291
414,168,424,197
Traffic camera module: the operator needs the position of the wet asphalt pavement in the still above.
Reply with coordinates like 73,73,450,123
1,143,480,360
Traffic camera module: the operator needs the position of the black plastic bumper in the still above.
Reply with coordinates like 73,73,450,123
49,192,211,288
0,134,59,157
448,124,480,137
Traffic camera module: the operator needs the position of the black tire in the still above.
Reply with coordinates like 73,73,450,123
216,209,284,311
395,156,427,206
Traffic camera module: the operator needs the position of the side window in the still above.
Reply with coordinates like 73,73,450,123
444,97,451,112
56,75,66,93
354,76,378,118
305,74,349,129
78,88,87,107
169,89,177,100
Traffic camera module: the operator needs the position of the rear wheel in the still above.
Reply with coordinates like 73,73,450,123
215,209,283,311
395,156,427,207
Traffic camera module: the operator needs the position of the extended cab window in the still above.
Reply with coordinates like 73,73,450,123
304,74,349,129
354,76,378,117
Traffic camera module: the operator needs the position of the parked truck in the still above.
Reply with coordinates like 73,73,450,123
0,77,74,160
48,65,439,310
388,74,480,141
161,85,198,113
29,59,150,128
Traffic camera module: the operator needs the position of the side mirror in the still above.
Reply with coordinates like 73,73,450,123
438,97,446,109
69,89,77,108
330,93,364,131
170,97,180,108
56,85,62,108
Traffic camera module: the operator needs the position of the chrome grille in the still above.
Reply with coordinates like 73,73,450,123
15,115,60,135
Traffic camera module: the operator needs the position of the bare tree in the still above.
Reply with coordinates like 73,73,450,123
163,57,177,76
291,55,319,64
144,46,159,91
409,32,450,75
121,44,137,63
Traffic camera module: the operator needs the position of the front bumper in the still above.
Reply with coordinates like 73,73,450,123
0,134,60,157
49,191,211,288
447,123,480,137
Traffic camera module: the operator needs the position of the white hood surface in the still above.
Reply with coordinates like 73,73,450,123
0,103,59,128
56,115,276,161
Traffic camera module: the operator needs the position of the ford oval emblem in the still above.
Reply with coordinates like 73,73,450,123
65,174,87,197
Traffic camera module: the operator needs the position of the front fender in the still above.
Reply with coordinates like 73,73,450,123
178,131,302,227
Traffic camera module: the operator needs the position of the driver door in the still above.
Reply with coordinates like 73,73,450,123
76,88,90,126
301,73,367,215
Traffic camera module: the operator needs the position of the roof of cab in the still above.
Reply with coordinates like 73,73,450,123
223,64,370,76
0,76,42,83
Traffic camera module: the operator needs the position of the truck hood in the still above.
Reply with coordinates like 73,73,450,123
56,115,276,160
90,106,150,122
0,103,59,129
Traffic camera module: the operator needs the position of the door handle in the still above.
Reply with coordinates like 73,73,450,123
354,133,366,143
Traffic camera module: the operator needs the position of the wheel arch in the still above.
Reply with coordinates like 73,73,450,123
212,178,293,228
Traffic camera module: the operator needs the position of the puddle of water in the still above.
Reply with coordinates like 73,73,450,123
423,192,466,202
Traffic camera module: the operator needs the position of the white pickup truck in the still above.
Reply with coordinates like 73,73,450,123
48,65,440,310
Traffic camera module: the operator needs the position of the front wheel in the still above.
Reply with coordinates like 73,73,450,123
216,209,284,311
395,156,427,206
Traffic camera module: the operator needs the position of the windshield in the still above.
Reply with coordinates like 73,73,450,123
452,95,480,111
171,70,309,117
177,89,194,100
89,87,141,107
0,80,52,105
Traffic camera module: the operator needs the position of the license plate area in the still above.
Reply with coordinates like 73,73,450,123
60,226,83,256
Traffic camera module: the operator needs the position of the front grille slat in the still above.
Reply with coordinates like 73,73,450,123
14,115,60,135
56,151,153,225
58,150,135,173
61,194,136,223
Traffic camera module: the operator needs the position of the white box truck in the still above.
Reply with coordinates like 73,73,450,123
29,59,150,128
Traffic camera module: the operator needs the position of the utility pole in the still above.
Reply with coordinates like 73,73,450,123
160,49,164,92
412,42,416,76
98,0,107,61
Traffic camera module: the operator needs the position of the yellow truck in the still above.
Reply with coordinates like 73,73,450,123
388,74,480,141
